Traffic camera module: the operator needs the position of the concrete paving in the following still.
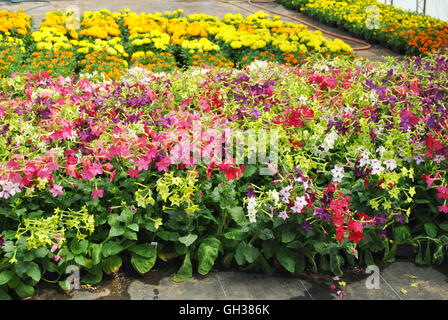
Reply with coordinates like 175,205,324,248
29,261,448,300
0,0,400,61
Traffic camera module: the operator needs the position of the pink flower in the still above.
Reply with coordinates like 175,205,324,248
127,168,140,178
438,205,448,213
92,189,104,199
51,243,59,253
50,184,64,197
52,255,62,263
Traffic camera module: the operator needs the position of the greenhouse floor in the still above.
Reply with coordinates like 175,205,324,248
0,0,400,62
30,261,448,300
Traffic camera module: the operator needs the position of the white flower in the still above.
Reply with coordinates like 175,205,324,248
279,185,293,203
268,189,280,207
291,196,307,214
434,155,446,164
384,159,397,171
321,130,338,152
370,159,384,175
376,146,386,155
246,197,258,223
414,154,425,165
278,210,289,220
331,165,345,183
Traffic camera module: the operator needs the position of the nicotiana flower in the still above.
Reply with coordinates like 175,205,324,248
278,210,289,220
0,180,21,199
331,165,345,183
370,159,384,175
434,154,445,164
291,195,307,214
279,185,293,203
321,130,338,152
246,197,257,223
414,154,424,165
384,159,397,171
50,184,64,197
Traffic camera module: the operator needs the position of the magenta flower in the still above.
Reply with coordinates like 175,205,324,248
92,189,104,199
50,184,64,197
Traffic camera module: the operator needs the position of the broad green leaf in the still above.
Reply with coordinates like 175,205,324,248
102,242,123,258
276,247,295,273
198,240,220,275
26,262,41,282
109,225,125,237
128,244,157,259
424,222,437,238
90,243,103,265
281,230,295,243
0,271,14,285
131,253,156,275
178,234,198,247
102,256,122,274
172,253,192,282
224,228,246,241
70,239,89,255
15,282,34,299
242,243,259,264
82,265,103,284
228,207,247,226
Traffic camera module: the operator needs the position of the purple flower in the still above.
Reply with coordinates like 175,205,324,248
374,212,388,226
377,230,387,238
0,234,4,249
247,187,255,198
302,220,313,232
394,213,404,224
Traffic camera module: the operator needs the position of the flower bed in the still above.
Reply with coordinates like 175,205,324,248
0,8,354,81
0,46,447,299
276,0,448,56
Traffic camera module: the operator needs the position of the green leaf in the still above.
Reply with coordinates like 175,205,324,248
26,263,41,282
384,242,397,263
0,288,11,300
294,252,305,275
131,253,156,275
330,254,343,277
128,244,156,259
392,225,411,243
262,240,275,259
276,247,295,273
424,222,437,238
172,253,192,282
0,271,14,285
70,239,89,255
228,207,247,226
102,242,123,257
259,228,274,240
197,239,220,275
102,256,122,274
243,165,257,177
82,265,103,285
364,249,375,267
15,282,34,299
128,223,139,232
157,230,179,241
109,225,125,237
178,234,198,247
224,228,246,241
90,243,103,265
235,243,246,265
281,230,295,243
34,247,49,258
415,242,424,265
242,243,259,264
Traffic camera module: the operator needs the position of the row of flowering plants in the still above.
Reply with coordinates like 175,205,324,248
276,0,448,56
0,47,447,299
0,9,355,81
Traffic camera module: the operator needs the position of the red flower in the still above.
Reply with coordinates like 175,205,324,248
348,231,364,244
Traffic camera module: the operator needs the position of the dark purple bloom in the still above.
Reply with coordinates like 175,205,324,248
247,187,255,198
377,230,387,238
0,234,4,248
302,220,313,232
